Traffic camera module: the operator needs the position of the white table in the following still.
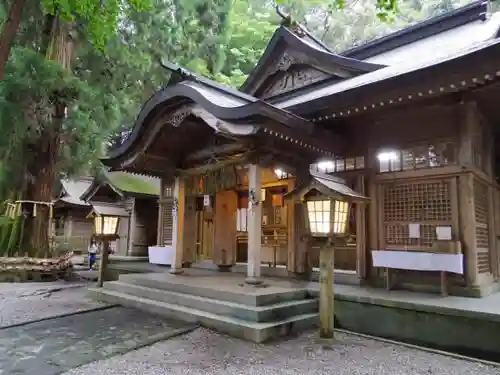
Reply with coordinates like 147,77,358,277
148,246,174,266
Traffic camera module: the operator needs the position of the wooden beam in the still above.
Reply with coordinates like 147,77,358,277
185,142,247,162
178,153,250,176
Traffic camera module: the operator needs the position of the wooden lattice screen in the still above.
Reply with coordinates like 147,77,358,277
474,179,491,274
382,180,452,248
161,186,174,246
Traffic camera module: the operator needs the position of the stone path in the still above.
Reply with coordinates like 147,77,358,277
0,306,195,375
0,282,105,328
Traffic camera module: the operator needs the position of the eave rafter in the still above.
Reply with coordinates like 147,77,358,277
310,50,500,124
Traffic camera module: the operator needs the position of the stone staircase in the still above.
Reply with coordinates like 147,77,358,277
88,274,319,342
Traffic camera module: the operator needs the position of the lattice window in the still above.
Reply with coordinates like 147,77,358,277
384,223,438,247
382,181,452,247
474,179,491,273
162,199,173,246
311,156,365,174
378,141,457,173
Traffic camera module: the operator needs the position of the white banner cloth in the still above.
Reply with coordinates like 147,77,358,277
372,250,464,274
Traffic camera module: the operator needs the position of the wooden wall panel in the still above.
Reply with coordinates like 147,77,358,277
213,190,238,265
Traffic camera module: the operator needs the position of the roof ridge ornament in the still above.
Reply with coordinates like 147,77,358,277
160,59,197,84
276,5,306,37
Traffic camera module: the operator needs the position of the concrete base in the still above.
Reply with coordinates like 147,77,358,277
244,276,265,286
309,283,500,360
217,265,233,272
169,268,184,275
89,270,318,343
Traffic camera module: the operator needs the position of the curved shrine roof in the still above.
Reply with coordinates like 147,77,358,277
342,0,492,62
240,24,385,99
102,63,340,171
276,37,500,114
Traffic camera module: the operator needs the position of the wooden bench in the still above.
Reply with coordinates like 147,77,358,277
372,242,463,296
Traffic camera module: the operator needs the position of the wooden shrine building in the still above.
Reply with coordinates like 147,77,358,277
80,170,160,256
102,1,500,297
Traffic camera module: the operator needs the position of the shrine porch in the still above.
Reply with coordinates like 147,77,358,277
89,268,319,343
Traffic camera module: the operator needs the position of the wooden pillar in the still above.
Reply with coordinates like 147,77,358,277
294,203,309,274
65,216,73,238
458,173,478,287
286,179,296,273
293,169,312,276
156,178,164,246
487,185,498,279
457,102,479,286
170,176,186,274
183,196,197,265
457,101,476,167
355,175,367,280
496,189,500,278
245,164,263,285
366,147,379,279
127,198,136,256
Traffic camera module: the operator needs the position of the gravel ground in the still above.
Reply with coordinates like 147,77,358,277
2,282,499,375
0,281,105,328
62,328,499,375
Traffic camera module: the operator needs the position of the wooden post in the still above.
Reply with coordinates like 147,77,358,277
293,169,312,276
97,238,110,287
156,177,164,246
170,176,185,274
319,239,334,340
286,179,296,273
355,175,367,280
127,198,136,256
487,185,497,279
457,101,475,166
458,173,478,287
66,216,73,238
245,163,263,285
366,147,379,280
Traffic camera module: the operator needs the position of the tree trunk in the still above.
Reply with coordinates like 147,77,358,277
28,14,75,256
0,0,28,80
28,129,60,256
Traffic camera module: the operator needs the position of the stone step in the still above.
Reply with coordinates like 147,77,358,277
88,287,319,343
104,281,318,323
118,274,309,306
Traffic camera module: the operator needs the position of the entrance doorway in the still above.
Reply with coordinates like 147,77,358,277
195,196,215,261
235,186,289,267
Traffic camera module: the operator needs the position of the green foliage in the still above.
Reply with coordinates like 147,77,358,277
6,215,22,255
41,0,153,50
0,46,123,181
